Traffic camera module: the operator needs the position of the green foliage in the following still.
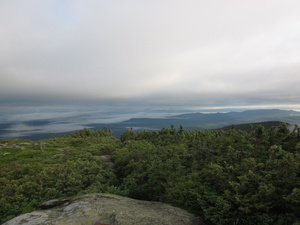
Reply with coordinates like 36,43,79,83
113,124,300,224
0,128,120,224
1,124,300,224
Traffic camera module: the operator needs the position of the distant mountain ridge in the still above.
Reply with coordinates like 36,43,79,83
1,109,300,140
87,109,300,136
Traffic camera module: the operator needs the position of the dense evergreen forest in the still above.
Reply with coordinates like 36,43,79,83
1,124,300,224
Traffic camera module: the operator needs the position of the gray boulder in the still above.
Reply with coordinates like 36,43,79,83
3,193,203,225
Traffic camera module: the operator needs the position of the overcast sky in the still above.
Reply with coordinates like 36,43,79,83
1,0,300,110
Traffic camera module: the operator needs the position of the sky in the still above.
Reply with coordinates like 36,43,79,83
1,0,300,111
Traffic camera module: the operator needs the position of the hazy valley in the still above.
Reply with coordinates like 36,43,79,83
1,108,300,140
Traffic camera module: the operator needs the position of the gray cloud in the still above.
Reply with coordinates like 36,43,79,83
1,0,300,109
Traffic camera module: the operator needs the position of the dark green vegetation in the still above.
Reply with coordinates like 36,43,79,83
1,124,300,224
219,121,285,132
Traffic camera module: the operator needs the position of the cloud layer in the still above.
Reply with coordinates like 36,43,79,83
1,0,300,109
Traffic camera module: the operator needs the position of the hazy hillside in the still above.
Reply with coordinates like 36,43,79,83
218,121,286,131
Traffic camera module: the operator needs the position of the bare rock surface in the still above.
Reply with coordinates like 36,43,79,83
3,193,202,225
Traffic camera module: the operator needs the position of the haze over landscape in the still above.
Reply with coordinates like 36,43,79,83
2,2,300,224
1,0,300,138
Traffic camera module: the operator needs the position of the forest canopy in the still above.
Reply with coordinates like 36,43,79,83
0,124,300,224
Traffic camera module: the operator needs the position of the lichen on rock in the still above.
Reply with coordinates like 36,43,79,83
3,193,203,225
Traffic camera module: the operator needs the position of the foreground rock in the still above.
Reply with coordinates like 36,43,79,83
3,193,202,225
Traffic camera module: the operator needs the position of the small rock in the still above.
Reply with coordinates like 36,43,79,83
99,155,112,163
50,153,65,159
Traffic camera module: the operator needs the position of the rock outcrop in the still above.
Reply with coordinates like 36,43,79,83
3,193,202,225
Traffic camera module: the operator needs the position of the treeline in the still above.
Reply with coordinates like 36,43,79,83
0,124,300,224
